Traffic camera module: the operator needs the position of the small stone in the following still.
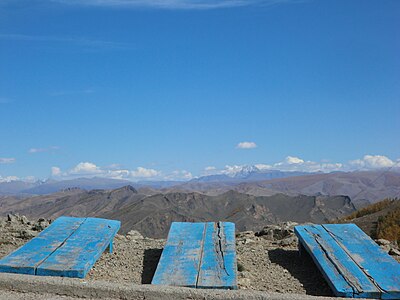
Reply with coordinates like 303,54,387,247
126,230,144,240
114,234,127,241
278,236,298,247
376,239,391,246
18,230,37,239
389,248,400,256
380,245,391,253
7,214,19,223
236,231,255,239
244,238,255,244
20,216,29,224
32,219,50,231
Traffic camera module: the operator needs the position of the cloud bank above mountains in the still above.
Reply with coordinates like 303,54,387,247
1,154,398,183
44,154,398,182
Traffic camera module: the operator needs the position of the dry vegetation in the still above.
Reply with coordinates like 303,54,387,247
376,207,400,243
336,198,400,243
340,199,394,221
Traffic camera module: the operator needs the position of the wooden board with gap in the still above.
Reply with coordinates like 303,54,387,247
295,224,400,299
151,222,237,289
0,216,120,278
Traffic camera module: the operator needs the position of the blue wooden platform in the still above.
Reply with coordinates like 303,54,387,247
295,224,400,299
151,222,237,289
0,216,120,278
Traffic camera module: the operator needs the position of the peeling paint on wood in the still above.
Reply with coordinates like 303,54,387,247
152,222,237,289
0,216,120,278
295,224,400,299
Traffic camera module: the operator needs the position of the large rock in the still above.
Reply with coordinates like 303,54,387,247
255,222,298,240
7,214,29,225
389,248,400,256
32,218,50,231
126,230,144,240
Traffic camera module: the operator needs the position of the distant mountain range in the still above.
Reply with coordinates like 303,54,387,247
1,168,399,206
173,171,400,207
0,186,356,238
0,177,133,195
0,168,310,195
189,168,310,183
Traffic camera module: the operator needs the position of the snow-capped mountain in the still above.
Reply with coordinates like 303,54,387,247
190,165,311,183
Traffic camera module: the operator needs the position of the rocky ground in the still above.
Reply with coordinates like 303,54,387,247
1,215,399,297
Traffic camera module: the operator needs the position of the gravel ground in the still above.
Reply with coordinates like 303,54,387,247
1,216,399,298
0,291,100,300
85,230,333,296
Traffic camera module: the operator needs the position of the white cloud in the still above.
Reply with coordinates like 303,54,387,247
51,162,164,181
202,166,217,176
206,156,344,175
217,155,398,174
24,176,37,183
236,141,257,149
0,175,19,183
349,155,396,170
205,166,216,171
222,165,247,175
0,157,15,164
254,164,272,170
51,167,62,176
29,146,60,154
284,156,304,164
107,163,123,170
35,154,400,184
0,174,37,183
164,170,193,180
131,167,161,178
69,162,103,175
272,156,342,172
50,0,292,10
107,169,131,179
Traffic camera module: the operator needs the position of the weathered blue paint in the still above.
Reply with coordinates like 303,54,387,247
197,222,237,289
0,217,85,275
323,224,400,299
151,222,205,287
36,217,120,278
0,216,120,278
152,221,237,289
295,224,400,299
296,225,379,298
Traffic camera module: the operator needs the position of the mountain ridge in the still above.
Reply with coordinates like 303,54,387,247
1,170,399,207
0,187,356,238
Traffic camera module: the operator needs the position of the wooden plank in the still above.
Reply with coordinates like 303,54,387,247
296,225,359,298
296,224,381,298
0,217,85,275
197,222,237,289
323,224,400,299
151,222,206,287
36,217,120,278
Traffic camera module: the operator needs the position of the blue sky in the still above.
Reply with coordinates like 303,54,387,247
0,0,399,181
